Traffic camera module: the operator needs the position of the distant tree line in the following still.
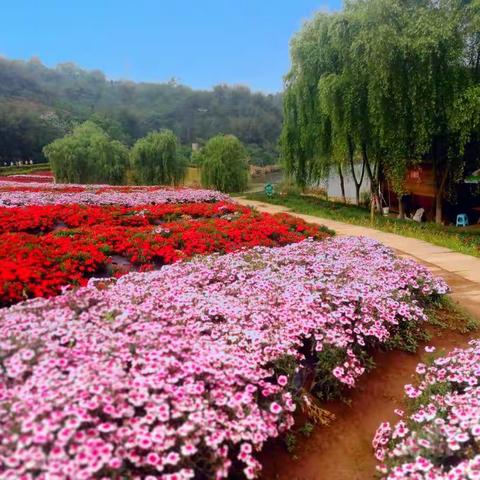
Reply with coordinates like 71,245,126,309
0,57,282,166
282,0,480,223
43,121,250,193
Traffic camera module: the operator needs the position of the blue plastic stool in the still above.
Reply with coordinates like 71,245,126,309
456,213,469,227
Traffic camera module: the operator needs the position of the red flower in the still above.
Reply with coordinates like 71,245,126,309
0,202,332,306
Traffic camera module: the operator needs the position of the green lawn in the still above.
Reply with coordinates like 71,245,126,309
0,163,50,176
246,192,480,258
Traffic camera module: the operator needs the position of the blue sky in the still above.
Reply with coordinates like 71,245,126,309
0,0,341,93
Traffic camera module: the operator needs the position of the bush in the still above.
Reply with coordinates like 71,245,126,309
200,134,249,193
130,130,186,185
43,121,128,184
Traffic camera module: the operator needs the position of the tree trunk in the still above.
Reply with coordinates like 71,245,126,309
398,196,405,219
348,137,365,206
432,145,448,225
338,164,346,204
370,195,375,224
435,192,443,224
362,144,381,213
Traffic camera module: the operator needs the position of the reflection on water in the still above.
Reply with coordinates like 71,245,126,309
248,170,284,192
246,165,370,201
183,167,283,192
319,164,371,202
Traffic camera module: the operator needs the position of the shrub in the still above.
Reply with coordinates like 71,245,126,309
200,134,249,193
130,130,186,185
43,121,129,184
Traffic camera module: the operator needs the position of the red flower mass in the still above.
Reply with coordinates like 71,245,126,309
0,201,331,306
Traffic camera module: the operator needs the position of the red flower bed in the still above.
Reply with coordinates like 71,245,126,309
0,202,248,233
0,202,331,306
0,185,84,193
0,172,54,183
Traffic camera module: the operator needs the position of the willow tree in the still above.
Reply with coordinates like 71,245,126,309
316,12,374,207
403,0,477,223
348,0,422,217
282,0,480,222
282,7,383,207
281,13,338,191
130,130,186,185
200,134,249,193
43,121,128,184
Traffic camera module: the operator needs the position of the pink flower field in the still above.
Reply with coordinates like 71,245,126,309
0,236,448,479
0,182,230,207
374,341,480,480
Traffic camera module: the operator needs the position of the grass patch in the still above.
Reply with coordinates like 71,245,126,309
425,296,479,333
0,163,50,176
246,192,480,258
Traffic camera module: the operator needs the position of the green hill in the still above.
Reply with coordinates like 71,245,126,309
0,57,282,165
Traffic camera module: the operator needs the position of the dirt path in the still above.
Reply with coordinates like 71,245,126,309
238,198,480,480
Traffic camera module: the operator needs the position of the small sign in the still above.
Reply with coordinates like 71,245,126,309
264,183,274,197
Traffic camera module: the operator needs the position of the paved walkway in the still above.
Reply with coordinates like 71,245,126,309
238,197,480,318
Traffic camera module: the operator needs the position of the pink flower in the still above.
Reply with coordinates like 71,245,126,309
181,444,197,456
146,452,160,466
270,402,282,414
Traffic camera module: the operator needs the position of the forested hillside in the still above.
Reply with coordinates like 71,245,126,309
0,57,282,165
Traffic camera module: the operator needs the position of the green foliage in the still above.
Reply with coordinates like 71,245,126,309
89,112,131,144
280,13,335,187
284,432,298,453
0,58,282,165
384,319,430,353
299,421,315,437
424,296,479,333
43,121,128,184
0,162,49,176
246,142,278,166
200,135,249,193
313,346,352,401
0,101,67,164
282,0,480,217
190,149,203,167
177,144,192,166
130,130,186,185
283,423,315,454
313,346,375,401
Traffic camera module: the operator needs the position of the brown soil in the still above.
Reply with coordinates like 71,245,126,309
260,293,480,480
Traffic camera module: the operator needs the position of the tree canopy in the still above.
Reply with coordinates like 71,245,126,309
200,134,249,193
43,121,129,184
130,130,186,185
282,0,480,221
